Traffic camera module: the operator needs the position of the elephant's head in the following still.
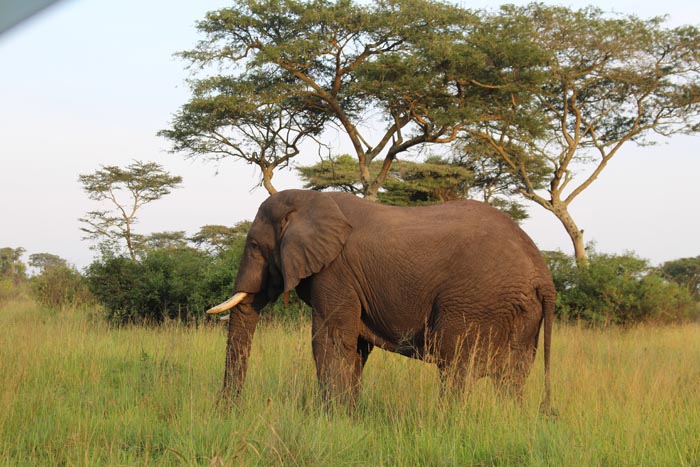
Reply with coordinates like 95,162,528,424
207,189,353,316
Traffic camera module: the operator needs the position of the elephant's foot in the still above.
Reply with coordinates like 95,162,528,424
538,398,559,419
217,388,236,413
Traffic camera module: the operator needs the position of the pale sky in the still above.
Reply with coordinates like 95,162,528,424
1,0,699,271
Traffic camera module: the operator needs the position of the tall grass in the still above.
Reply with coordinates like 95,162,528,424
1,298,698,466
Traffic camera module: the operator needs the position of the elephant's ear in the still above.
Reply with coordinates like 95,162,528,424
280,194,352,292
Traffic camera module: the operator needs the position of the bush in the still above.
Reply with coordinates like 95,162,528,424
29,266,93,309
84,256,149,323
544,250,697,325
85,240,248,325
84,237,314,326
0,277,24,305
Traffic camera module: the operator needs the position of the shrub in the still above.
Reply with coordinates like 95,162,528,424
84,236,313,326
84,256,149,323
85,239,247,325
0,277,23,305
29,266,93,309
544,250,697,325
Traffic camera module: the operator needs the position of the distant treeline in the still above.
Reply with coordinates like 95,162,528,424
1,242,698,326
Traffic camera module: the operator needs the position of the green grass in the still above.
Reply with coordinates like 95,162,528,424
1,298,699,466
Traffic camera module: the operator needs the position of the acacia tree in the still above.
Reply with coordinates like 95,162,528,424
160,78,325,195
464,5,700,265
164,0,540,200
79,161,183,260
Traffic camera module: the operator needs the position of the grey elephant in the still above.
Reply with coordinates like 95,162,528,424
208,189,554,411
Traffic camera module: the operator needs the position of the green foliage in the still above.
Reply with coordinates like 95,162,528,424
661,256,700,299
190,222,251,254
84,256,148,323
0,277,23,304
135,231,189,252
297,154,473,205
28,252,68,273
0,247,28,304
85,247,219,324
29,266,93,310
0,246,26,282
544,250,697,325
83,229,311,325
297,154,529,220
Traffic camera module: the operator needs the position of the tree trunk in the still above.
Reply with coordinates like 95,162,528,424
359,161,376,201
220,304,260,410
261,167,277,195
364,187,379,202
551,201,589,267
125,222,137,261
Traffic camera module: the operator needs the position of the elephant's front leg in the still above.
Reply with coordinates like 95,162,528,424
311,314,363,408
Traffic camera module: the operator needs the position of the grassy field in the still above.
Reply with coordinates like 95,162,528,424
1,298,699,466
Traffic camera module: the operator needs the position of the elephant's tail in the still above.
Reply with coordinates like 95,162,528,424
540,288,555,416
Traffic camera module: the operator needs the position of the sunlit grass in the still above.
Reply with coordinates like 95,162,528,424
1,298,698,466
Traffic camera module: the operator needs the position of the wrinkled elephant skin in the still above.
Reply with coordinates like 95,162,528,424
209,189,555,411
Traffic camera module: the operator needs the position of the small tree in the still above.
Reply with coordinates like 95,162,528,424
28,253,69,274
137,231,189,252
30,266,93,310
190,222,251,254
78,161,183,260
661,256,700,299
0,247,26,284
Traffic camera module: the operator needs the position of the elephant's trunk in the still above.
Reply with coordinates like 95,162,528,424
219,303,259,410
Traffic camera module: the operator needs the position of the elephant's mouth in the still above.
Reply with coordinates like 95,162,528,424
206,292,250,315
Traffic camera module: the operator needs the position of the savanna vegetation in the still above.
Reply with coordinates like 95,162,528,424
4,240,698,327
4,0,700,464
1,296,699,466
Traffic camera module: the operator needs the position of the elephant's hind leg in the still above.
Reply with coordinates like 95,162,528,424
434,333,488,401
437,358,479,401
491,344,537,403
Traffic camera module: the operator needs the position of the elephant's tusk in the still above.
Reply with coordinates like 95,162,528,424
206,292,248,314
219,315,230,322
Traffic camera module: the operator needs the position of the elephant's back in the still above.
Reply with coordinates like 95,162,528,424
338,195,550,282
331,193,520,233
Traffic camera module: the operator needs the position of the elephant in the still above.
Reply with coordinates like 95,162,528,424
207,189,555,411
